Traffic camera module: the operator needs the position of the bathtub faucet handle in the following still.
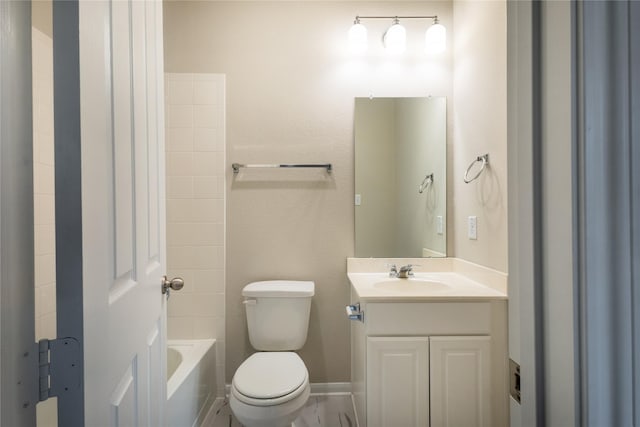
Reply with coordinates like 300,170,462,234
162,276,185,295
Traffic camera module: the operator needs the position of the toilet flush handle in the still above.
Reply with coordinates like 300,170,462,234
243,298,257,306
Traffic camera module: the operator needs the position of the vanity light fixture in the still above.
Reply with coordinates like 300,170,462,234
382,18,406,53
424,17,446,54
348,15,446,55
348,17,368,54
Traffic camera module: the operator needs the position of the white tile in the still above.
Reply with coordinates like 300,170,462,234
167,245,222,270
38,133,55,166
167,293,196,317
193,80,222,105
167,79,194,105
167,222,223,246
193,269,225,294
194,176,223,199
166,152,193,176
166,176,194,199
167,105,193,128
35,312,57,341
35,253,56,287
37,283,57,316
193,152,224,176
194,127,224,152
34,163,55,195
34,224,56,256
168,199,219,223
193,105,221,128
166,127,194,152
190,246,223,270
171,293,223,317
34,194,55,225
167,245,197,269
167,316,194,340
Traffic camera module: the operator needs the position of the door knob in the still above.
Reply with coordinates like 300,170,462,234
162,276,184,294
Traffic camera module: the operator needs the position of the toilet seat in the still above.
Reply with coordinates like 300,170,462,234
232,352,309,407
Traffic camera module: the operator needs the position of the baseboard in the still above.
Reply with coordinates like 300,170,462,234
310,382,352,395
224,382,352,397
198,397,225,427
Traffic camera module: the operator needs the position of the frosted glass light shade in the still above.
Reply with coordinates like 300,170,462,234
348,23,368,54
425,22,446,54
383,23,406,54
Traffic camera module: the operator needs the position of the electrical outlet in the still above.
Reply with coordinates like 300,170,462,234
468,216,477,240
436,216,443,235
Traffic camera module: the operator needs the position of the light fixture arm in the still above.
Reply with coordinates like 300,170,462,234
354,15,439,21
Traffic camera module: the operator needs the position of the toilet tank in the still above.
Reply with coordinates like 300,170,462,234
242,280,314,351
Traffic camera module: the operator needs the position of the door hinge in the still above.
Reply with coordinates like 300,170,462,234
38,337,81,402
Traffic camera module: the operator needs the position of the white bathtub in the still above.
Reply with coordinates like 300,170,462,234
167,339,217,427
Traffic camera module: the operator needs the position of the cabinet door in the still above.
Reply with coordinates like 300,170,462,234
430,336,491,427
367,337,429,427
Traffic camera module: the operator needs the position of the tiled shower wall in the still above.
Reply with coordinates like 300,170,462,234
33,26,58,427
33,27,56,342
165,73,226,395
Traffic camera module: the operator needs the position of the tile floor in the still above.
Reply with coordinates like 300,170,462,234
207,394,357,427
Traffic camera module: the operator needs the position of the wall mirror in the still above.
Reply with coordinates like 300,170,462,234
354,97,447,258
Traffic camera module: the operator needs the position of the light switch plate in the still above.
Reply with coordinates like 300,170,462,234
468,216,477,240
436,216,443,235
355,194,361,206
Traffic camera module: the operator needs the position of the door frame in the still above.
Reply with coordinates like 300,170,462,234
52,1,85,425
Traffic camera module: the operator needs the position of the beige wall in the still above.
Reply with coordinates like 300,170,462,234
164,0,454,383
452,0,508,272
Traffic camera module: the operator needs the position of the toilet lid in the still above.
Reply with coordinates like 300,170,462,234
233,352,308,399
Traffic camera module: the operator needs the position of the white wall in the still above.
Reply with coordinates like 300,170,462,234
452,0,508,272
165,73,226,396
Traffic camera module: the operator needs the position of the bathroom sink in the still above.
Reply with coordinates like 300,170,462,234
373,278,450,292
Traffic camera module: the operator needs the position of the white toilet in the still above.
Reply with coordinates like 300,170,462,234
230,280,315,427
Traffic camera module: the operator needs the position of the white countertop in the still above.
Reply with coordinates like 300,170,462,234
348,272,506,301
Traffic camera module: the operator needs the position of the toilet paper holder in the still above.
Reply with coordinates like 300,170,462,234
346,303,364,322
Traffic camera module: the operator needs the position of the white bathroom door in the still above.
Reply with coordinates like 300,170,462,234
54,0,168,425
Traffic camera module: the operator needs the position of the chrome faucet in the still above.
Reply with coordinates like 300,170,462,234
397,264,414,279
388,264,414,278
388,264,398,277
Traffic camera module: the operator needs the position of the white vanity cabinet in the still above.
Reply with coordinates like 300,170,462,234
351,296,508,427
